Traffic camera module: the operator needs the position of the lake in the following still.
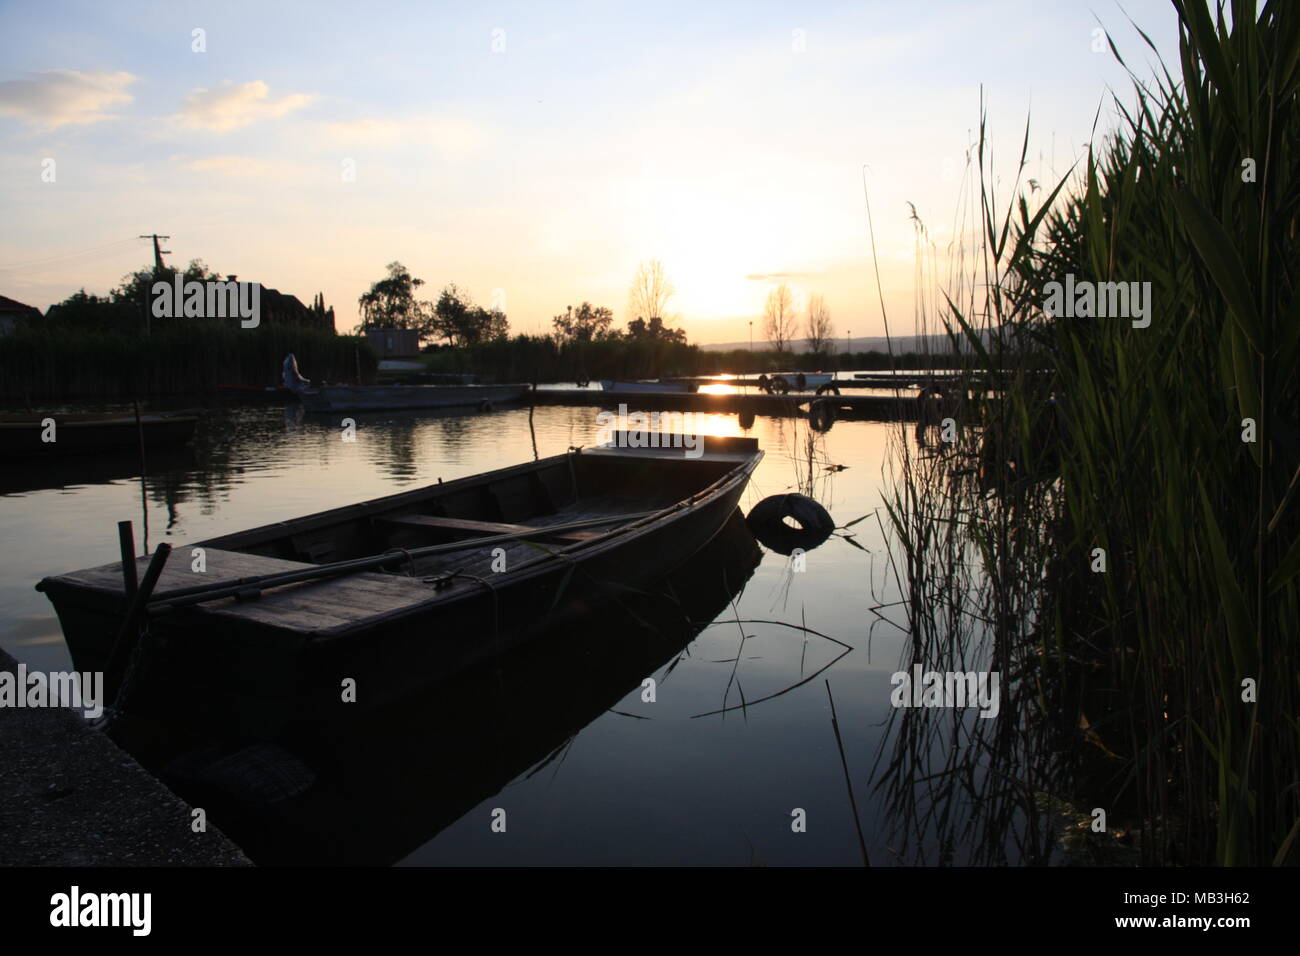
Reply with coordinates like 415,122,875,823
1,399,1027,866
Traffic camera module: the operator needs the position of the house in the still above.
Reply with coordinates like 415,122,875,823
365,328,422,358
0,295,44,335
241,284,335,332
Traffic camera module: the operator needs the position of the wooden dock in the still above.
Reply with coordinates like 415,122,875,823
531,387,937,420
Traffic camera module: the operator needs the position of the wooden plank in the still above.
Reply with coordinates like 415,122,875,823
52,549,311,597
376,514,594,542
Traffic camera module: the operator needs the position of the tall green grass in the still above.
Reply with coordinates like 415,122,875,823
879,0,1298,865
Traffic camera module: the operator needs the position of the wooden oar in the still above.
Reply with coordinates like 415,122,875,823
146,509,664,614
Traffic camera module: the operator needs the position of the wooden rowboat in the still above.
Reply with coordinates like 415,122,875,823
297,383,529,412
36,432,762,735
0,411,198,457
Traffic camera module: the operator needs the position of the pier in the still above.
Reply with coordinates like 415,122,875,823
532,387,940,421
0,648,249,866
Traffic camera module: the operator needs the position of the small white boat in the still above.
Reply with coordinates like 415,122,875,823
763,372,834,393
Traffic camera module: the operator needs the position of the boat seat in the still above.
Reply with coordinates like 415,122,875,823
374,513,599,543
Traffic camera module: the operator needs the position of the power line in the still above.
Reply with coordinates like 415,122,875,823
0,237,140,273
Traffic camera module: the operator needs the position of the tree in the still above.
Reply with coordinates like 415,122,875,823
627,315,686,343
115,258,222,304
432,284,509,346
45,259,225,330
806,294,833,356
553,302,614,342
357,261,432,334
763,284,796,354
44,288,137,328
628,259,677,329
482,306,509,342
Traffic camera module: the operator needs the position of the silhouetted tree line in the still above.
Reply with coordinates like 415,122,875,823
40,259,336,331
416,336,961,383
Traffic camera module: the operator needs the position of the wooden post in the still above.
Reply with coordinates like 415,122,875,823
104,542,171,704
117,521,138,599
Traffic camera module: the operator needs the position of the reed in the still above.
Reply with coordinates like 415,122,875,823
876,0,1299,865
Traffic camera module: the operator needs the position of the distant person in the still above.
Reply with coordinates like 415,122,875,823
282,353,311,391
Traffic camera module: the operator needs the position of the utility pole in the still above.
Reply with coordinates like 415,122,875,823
139,234,171,272
138,235,170,336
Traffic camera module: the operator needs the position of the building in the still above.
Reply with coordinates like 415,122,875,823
239,284,335,332
365,328,422,358
0,294,43,335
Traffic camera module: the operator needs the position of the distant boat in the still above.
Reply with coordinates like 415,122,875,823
599,379,699,393
765,372,834,392
297,383,529,412
0,411,198,457
37,432,763,733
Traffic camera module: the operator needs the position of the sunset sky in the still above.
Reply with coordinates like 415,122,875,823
0,0,1181,345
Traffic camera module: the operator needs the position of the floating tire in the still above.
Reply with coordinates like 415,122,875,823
808,399,837,433
745,493,836,555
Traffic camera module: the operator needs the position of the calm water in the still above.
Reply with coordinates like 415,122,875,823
0,401,976,866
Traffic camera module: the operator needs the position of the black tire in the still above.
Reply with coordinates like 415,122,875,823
815,383,841,396
745,494,836,556
808,399,837,432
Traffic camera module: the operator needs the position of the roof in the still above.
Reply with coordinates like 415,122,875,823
0,295,43,319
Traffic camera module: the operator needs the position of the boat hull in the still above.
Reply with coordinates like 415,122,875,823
297,384,529,412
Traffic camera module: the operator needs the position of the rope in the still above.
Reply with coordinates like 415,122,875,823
93,617,152,731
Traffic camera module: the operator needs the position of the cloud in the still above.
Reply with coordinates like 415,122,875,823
176,80,313,131
0,69,135,128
